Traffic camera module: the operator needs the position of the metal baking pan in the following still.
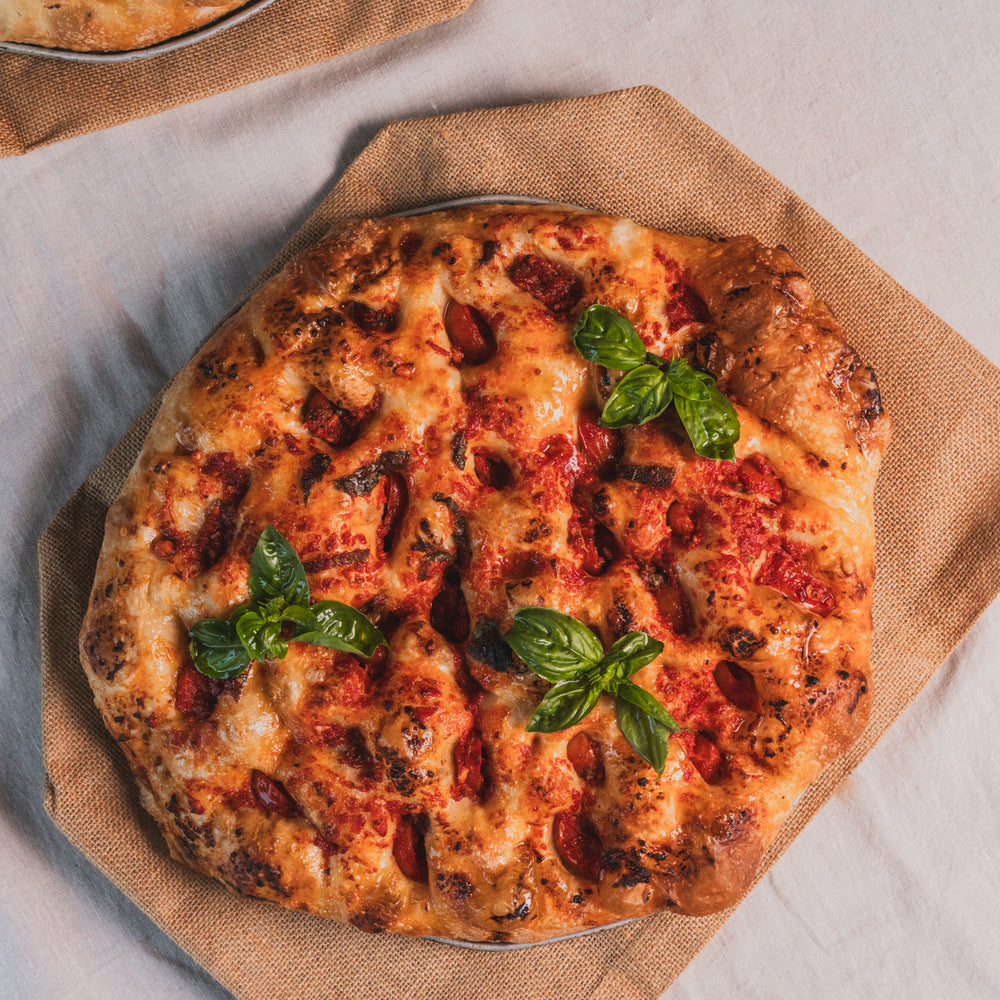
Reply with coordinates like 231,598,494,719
0,0,277,63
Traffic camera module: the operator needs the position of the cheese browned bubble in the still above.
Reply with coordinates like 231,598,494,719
79,205,891,942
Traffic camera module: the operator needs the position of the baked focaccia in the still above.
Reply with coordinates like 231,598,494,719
0,0,248,51
80,204,891,942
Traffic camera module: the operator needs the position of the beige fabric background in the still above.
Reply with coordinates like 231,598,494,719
0,0,472,157
37,87,1000,1000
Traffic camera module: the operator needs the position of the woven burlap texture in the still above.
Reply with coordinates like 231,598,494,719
0,0,472,158
39,87,1000,1000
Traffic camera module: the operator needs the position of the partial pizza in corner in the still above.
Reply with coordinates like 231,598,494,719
0,0,250,51
79,204,891,942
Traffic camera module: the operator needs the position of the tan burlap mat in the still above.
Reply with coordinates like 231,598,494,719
0,0,471,158
38,87,1000,999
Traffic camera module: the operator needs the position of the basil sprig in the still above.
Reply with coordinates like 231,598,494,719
504,607,679,775
189,526,386,679
572,304,740,461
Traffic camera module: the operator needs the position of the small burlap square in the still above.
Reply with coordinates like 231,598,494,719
39,87,1000,1000
0,0,472,158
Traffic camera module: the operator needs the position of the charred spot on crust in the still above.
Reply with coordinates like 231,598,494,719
603,847,651,889
226,850,291,899
435,872,474,902
491,899,532,923
606,598,636,639
859,372,884,420
432,493,471,570
720,626,765,658
618,464,675,489
467,617,514,673
302,548,369,573
340,300,398,333
451,430,468,470
348,901,395,933
398,232,422,260
338,727,378,778
479,240,500,266
333,451,410,496
299,453,331,503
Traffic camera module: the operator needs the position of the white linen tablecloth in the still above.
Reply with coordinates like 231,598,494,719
2,1,998,996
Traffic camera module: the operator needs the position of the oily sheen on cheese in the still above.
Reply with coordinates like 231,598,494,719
80,205,891,942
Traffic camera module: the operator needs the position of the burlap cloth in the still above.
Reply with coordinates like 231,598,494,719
38,87,1000,999
0,0,471,158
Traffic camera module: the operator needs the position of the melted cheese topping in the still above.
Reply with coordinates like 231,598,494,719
80,206,891,942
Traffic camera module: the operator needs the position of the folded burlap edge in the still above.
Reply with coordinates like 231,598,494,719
39,86,1000,1000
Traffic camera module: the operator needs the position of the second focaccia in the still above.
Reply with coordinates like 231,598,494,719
0,0,249,50
80,204,891,942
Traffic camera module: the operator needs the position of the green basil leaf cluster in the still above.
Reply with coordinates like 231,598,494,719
571,303,740,461
504,607,679,775
189,525,386,679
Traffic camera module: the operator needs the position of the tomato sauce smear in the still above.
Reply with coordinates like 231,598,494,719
553,798,603,882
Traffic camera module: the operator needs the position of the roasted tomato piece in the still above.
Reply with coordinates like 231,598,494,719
507,254,583,312
577,409,622,479
175,659,223,721
303,392,354,447
430,568,471,643
665,282,711,329
553,807,602,882
341,300,397,332
651,571,694,636
454,728,484,800
393,813,429,883
445,301,497,365
675,732,724,784
566,732,605,784
758,549,836,616
472,450,513,489
666,499,698,545
737,453,785,504
249,770,299,816
712,660,761,713
378,472,408,554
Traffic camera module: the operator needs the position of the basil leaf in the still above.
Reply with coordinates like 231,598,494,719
664,358,715,401
235,609,287,661
279,603,316,627
572,304,648,371
504,607,604,681
673,385,740,461
249,525,310,607
526,679,602,733
602,631,665,683
293,600,387,658
615,693,669,776
189,618,252,680
599,365,674,429
616,680,680,733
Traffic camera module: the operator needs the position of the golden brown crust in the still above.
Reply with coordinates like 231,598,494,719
79,205,891,942
0,0,249,51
